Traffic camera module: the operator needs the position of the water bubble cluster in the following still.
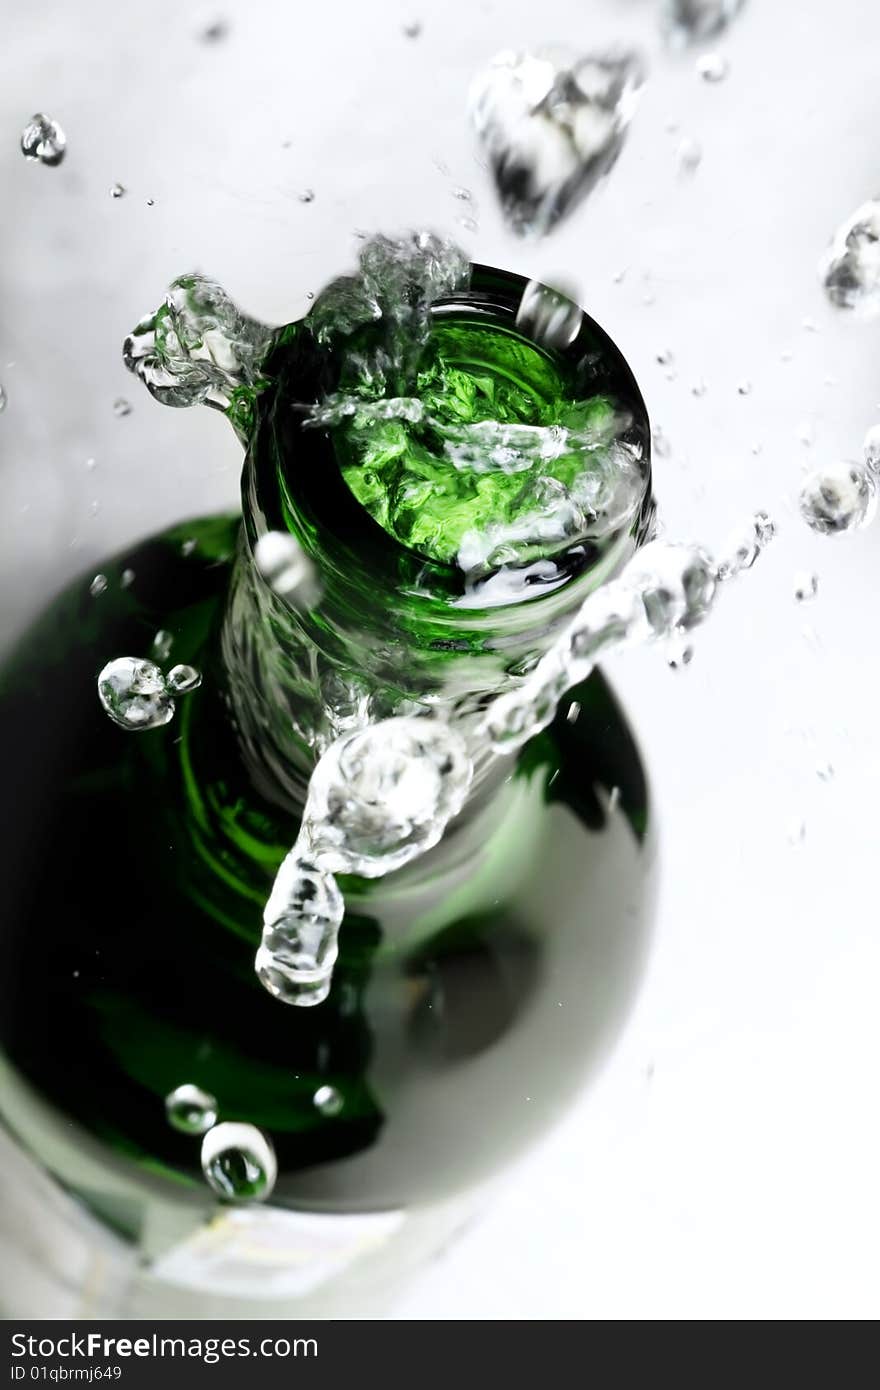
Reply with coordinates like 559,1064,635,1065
123,274,273,410
820,199,880,317
662,0,746,46
469,47,645,237
20,113,67,167
165,1083,218,1135
201,1122,277,1202
97,655,201,731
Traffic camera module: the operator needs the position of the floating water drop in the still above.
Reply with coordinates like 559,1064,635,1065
181,538,198,556
676,136,703,175
662,0,746,46
20,113,66,167
257,859,344,1006
254,531,322,610
165,1083,218,1135
113,397,132,417
716,511,776,580
799,461,877,535
0,384,7,414
737,379,752,396
89,574,109,598
151,629,174,661
200,17,229,42
313,1084,344,1117
97,657,175,731
120,568,135,588
452,187,472,201
469,47,646,237
656,348,675,367
402,18,422,38
820,199,880,317
787,817,807,847
697,53,730,82
515,279,583,350
667,638,694,670
793,571,819,603
166,664,202,695
816,760,835,783
863,423,880,473
201,1122,276,1202
110,182,126,199
124,274,273,410
299,188,315,204
691,379,708,397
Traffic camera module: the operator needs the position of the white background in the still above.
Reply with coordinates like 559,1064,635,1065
1,0,879,1319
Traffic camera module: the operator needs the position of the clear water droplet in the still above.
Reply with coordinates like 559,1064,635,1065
691,379,708,397
676,136,703,175
402,18,422,38
181,538,198,557
662,0,746,47
667,638,694,670
697,53,730,82
254,531,322,610
0,384,7,414
793,571,819,603
716,511,776,580
799,460,877,535
166,664,202,695
863,423,880,474
89,574,109,597
257,860,344,1006
816,760,835,783
299,188,315,204
200,1122,276,1202
166,1083,218,1135
20,113,67,167
787,817,807,847
151,629,174,661
452,186,472,201
820,199,880,317
200,17,229,42
97,657,175,732
120,568,135,588
113,397,132,417
110,182,126,199
469,47,646,237
737,379,752,396
313,1084,344,1117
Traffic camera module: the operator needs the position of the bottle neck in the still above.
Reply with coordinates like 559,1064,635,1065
218,320,653,814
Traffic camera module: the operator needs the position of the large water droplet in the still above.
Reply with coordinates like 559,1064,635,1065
165,1083,218,1135
662,0,746,47
20,113,67,167
200,1122,277,1202
97,657,175,731
820,199,880,317
313,1084,344,1117
302,718,474,877
799,461,877,535
469,47,645,237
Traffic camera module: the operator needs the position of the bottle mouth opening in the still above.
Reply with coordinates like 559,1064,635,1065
246,263,653,636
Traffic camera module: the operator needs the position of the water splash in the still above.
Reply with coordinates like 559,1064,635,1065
200,1122,276,1202
97,656,201,731
258,519,773,1005
20,114,66,166
820,199,880,317
469,48,645,237
165,1083,218,1135
662,0,746,46
799,461,877,535
257,720,472,1004
123,274,273,410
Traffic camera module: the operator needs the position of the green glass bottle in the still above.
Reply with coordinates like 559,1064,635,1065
0,242,656,1317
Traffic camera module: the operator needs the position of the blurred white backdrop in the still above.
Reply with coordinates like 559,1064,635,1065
2,0,879,1319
